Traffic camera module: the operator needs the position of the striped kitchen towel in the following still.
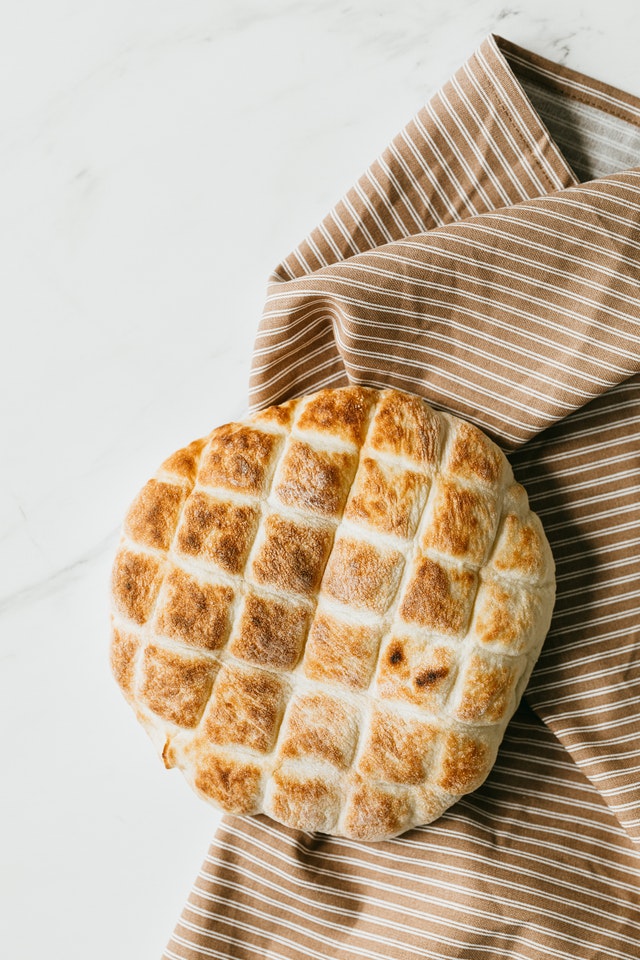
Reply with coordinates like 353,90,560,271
165,34,640,960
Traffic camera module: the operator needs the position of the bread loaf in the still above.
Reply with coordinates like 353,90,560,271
110,386,555,840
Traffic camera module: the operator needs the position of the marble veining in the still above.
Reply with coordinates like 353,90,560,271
1,1,637,957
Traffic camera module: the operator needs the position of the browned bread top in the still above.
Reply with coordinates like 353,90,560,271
110,386,555,840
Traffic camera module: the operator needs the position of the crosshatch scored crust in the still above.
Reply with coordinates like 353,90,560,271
110,386,556,841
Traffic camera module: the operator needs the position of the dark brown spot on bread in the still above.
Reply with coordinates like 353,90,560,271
399,556,476,634
322,536,404,614
230,592,309,670
124,479,185,552
376,636,456,709
155,567,234,651
303,612,381,689
296,386,375,446
415,667,448,687
138,644,217,726
199,424,281,495
388,644,403,666
193,752,263,814
368,390,440,466
111,548,165,625
343,780,411,841
202,664,286,753
251,515,333,597
175,491,259,575
274,440,357,518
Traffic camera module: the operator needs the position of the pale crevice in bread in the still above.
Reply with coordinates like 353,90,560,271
110,386,556,840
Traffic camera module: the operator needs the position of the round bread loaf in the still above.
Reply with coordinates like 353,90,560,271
110,386,555,840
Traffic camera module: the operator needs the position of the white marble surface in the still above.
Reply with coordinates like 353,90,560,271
1,1,638,957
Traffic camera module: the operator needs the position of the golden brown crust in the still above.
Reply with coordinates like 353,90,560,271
268,767,342,833
124,480,186,552
438,730,490,794
175,492,259,575
358,708,438,785
322,536,404,614
155,567,234,651
202,663,286,753
251,514,333,597
159,438,206,484
471,579,542,653
344,457,428,538
277,693,359,769
368,389,441,466
252,398,299,431
445,420,503,487
303,612,381,690
110,385,555,841
296,386,375,446
138,645,217,727
111,548,165,625
399,556,476,635
199,423,282,495
455,653,520,724
491,511,550,581
273,440,357,518
230,592,309,670
193,751,263,814
422,479,498,565
110,626,140,698
343,780,412,841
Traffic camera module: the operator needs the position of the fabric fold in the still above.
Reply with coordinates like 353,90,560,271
165,33,640,960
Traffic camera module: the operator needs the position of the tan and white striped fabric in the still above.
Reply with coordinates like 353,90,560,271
164,34,640,960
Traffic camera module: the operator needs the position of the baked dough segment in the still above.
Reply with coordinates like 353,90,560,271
322,535,405,615
250,513,334,597
229,591,310,671
192,749,264,815
342,779,413,842
422,477,500,566
367,389,442,466
399,555,477,636
357,707,439,786
174,491,259,576
375,634,457,710
303,611,382,690
200,662,287,754
470,577,546,654
111,548,165,625
198,423,282,496
276,692,360,770
138,644,218,728
110,385,556,840
344,456,429,538
295,386,376,447
272,439,358,519
154,567,234,652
